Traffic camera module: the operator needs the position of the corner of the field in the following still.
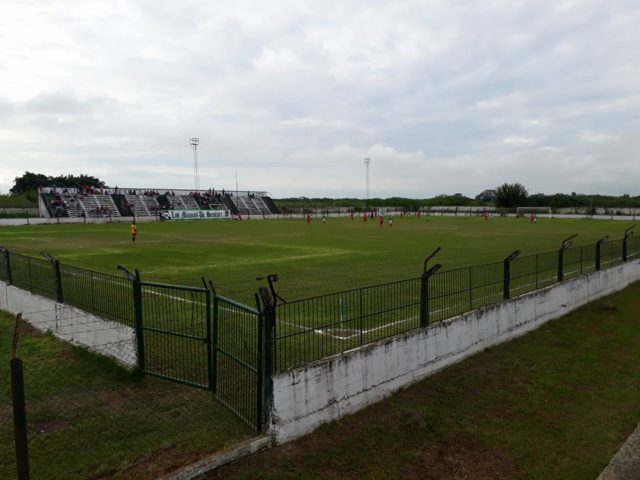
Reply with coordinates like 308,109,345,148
160,435,271,480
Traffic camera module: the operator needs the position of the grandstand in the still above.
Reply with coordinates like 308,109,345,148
37,187,281,218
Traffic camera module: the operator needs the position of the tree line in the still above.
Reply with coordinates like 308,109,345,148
277,183,640,210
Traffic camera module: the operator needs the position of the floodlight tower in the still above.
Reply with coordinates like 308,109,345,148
363,157,371,211
190,137,200,192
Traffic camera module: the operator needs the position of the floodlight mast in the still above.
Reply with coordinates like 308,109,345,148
363,157,371,211
190,137,200,192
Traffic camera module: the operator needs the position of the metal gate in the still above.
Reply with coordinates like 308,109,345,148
135,278,265,431
213,294,264,431
138,281,213,389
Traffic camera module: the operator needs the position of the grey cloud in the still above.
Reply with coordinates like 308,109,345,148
0,0,639,197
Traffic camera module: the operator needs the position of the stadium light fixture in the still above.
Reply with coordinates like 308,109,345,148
363,157,371,211
190,137,200,192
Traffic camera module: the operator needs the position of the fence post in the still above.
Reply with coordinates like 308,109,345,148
255,293,264,434
258,286,275,430
595,235,608,271
420,274,428,327
1,247,12,285
623,225,636,262
420,264,442,328
420,247,442,328
558,234,577,282
205,288,214,392
41,252,63,303
53,260,63,303
503,250,519,300
11,313,30,480
133,270,145,372
10,358,30,480
209,282,218,396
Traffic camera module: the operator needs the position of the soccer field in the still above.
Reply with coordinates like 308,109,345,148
0,215,627,303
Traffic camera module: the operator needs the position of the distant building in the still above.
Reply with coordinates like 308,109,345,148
475,189,497,202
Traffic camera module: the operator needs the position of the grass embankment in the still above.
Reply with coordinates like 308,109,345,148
212,282,640,480
0,193,37,208
0,216,629,302
0,311,252,480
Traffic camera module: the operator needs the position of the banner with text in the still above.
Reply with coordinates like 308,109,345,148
163,209,229,220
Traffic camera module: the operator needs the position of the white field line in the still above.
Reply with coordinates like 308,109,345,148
279,305,454,341
510,275,556,293
139,285,453,341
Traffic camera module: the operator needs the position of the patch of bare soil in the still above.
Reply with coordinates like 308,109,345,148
33,419,68,434
599,302,618,312
408,439,519,480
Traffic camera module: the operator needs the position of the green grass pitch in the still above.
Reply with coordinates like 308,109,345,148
0,215,629,303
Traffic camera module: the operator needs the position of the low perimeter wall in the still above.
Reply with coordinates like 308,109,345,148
270,259,640,443
0,281,136,367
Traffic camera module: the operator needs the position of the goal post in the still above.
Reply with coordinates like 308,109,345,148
516,206,552,218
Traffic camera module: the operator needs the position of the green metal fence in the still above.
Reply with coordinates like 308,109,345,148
271,234,640,371
60,264,134,326
139,281,212,389
274,277,421,371
9,253,57,300
214,295,263,431
1,230,639,429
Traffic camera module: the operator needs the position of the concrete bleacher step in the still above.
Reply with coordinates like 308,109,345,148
141,195,160,215
233,196,251,215
179,195,200,209
124,195,150,216
65,200,85,217
251,197,270,215
79,195,100,217
165,195,179,209
95,194,121,217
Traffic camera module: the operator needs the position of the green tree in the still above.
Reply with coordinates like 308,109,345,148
10,172,105,194
495,183,528,208
10,172,51,194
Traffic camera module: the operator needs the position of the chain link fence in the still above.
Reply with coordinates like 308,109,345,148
2,312,251,480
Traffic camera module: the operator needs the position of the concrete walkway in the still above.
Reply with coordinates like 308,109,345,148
598,423,640,480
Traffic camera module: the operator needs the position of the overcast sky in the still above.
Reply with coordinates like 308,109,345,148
1,1,639,198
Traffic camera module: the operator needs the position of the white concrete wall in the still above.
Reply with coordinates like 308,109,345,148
0,215,157,227
0,208,39,215
270,259,640,444
0,280,136,367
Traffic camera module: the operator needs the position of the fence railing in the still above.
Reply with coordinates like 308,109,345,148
271,233,640,371
274,276,421,370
